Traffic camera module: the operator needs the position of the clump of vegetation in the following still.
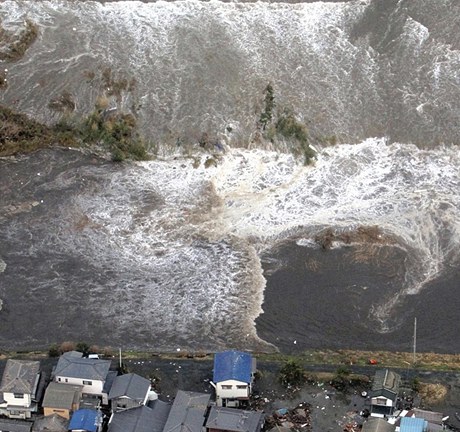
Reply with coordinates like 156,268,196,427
78,105,149,162
331,366,351,390
274,108,316,165
48,90,76,113
0,19,39,62
0,104,79,156
278,359,306,387
0,70,7,89
101,67,136,102
257,84,316,165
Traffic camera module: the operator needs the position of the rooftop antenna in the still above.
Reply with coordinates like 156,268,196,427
413,317,417,365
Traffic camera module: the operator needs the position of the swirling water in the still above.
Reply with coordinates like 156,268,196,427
0,0,459,352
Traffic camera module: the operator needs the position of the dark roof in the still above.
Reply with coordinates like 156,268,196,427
104,371,118,395
213,351,253,383
163,390,211,432
109,373,151,401
0,359,40,394
0,418,32,432
109,402,171,432
361,418,396,432
371,369,401,396
206,406,263,432
42,382,82,410
410,409,444,425
32,414,69,432
54,352,111,381
69,409,102,432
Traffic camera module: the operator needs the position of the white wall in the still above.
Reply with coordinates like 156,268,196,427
2,392,31,407
55,376,103,395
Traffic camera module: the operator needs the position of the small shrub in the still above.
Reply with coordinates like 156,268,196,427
76,341,90,355
59,341,76,353
278,360,306,387
259,83,275,130
48,344,60,357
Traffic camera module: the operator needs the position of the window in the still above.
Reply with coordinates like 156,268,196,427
14,393,24,399
83,380,93,385
58,378,61,382
221,385,232,390
236,385,247,389
65,378,68,383
376,398,387,405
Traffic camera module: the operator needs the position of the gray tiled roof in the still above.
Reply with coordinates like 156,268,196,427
371,369,401,393
54,352,111,381
109,373,151,401
0,359,40,394
163,390,211,432
109,402,171,432
361,418,395,432
0,418,32,432
206,406,263,432
32,414,69,432
42,382,82,410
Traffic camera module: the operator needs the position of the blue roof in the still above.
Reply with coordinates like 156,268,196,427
69,409,101,432
213,351,252,383
400,417,427,432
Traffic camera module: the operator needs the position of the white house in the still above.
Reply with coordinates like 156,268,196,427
0,359,42,419
211,351,256,408
53,351,112,404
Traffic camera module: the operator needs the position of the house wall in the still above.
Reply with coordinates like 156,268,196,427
215,379,250,407
44,406,71,419
371,396,394,407
55,376,104,396
2,391,32,408
112,396,142,412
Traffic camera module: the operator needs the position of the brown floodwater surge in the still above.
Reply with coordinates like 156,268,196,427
255,239,460,354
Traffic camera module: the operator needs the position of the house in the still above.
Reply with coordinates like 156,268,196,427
52,351,112,404
370,369,401,417
108,400,171,432
211,351,256,407
0,359,43,419
205,406,264,432
68,409,102,432
162,390,211,432
361,418,395,432
0,418,32,432
32,414,69,432
108,373,151,412
400,417,428,432
409,409,445,431
42,382,82,419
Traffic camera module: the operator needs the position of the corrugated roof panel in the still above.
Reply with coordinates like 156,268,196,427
400,417,427,432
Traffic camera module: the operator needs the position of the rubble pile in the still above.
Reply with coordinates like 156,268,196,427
265,403,312,432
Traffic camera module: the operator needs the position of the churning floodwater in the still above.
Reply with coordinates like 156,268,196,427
0,0,459,352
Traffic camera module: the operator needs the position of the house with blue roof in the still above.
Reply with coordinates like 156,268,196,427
211,351,256,408
68,408,102,432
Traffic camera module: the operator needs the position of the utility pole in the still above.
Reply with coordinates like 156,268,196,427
413,317,417,365
119,348,122,369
